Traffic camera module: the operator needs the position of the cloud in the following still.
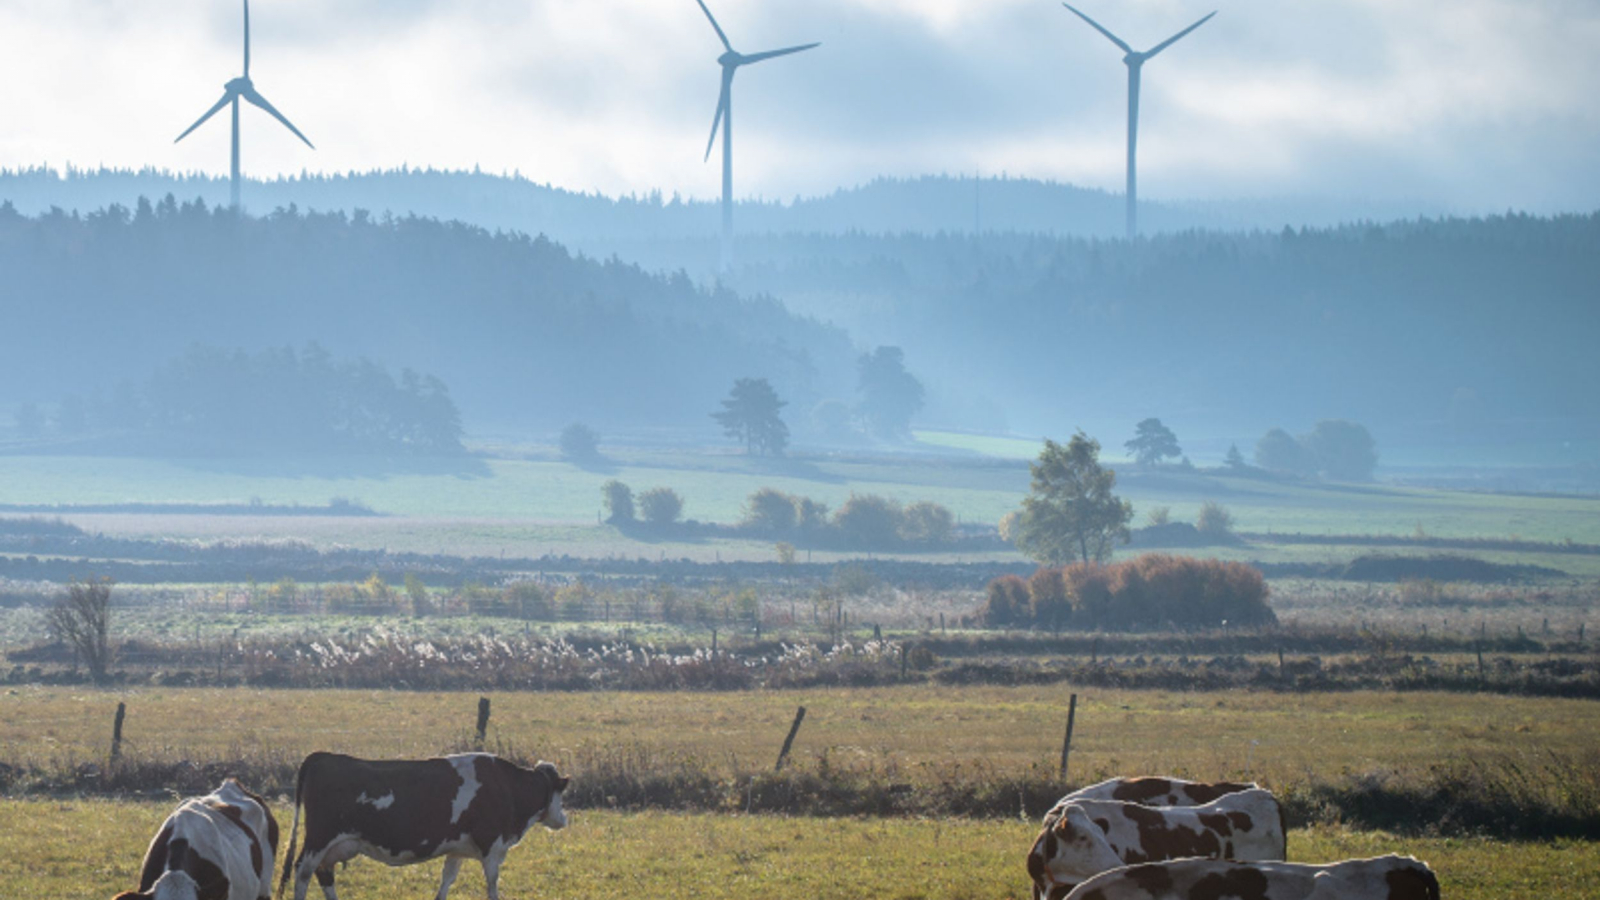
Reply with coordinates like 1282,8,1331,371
0,0,1595,212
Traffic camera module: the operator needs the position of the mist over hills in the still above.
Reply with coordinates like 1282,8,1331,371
712,215,1600,460
1,167,1594,470
0,198,853,436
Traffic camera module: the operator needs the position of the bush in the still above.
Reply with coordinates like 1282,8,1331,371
742,488,798,534
898,501,954,546
991,556,1275,631
833,494,903,549
638,488,684,526
1027,568,1071,628
794,497,831,537
505,580,552,620
602,480,635,523
1195,501,1235,539
981,575,1030,627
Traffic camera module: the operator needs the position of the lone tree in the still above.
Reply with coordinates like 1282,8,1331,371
1303,419,1378,481
1125,418,1182,466
48,579,114,684
559,422,600,461
856,346,925,439
1224,443,1247,470
713,378,789,456
1015,432,1134,566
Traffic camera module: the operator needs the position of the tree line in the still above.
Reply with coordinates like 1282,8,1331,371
0,198,859,436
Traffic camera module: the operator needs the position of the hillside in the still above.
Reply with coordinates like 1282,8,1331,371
0,199,855,434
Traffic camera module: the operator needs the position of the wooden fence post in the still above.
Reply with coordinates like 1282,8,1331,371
776,706,807,771
1059,694,1078,781
111,702,126,762
475,697,491,750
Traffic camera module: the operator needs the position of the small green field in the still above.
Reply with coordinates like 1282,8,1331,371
4,803,1593,900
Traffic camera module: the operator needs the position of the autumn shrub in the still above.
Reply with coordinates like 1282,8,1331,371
980,575,1029,627
988,555,1274,631
1027,568,1071,627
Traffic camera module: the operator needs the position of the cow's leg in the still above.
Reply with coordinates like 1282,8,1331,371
433,857,463,900
291,851,325,900
481,849,506,900
315,865,338,900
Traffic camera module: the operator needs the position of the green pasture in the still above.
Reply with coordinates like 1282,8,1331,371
1,447,1598,561
3,803,1594,900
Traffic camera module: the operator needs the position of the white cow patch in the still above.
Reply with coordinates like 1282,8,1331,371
356,792,395,811
541,789,567,830
448,754,487,825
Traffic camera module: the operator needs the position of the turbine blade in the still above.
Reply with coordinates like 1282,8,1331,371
694,0,733,53
1061,3,1132,54
174,91,234,143
242,87,315,149
704,78,730,162
740,42,820,65
1145,10,1216,58
243,0,251,77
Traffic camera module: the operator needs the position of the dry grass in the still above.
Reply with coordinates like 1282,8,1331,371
4,685,1597,790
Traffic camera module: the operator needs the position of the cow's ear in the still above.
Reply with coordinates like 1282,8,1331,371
555,775,571,792
112,893,154,900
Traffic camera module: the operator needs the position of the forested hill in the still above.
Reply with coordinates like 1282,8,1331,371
0,198,855,433
0,167,1442,246
715,213,1600,455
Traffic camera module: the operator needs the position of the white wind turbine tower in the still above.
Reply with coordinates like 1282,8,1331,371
1062,4,1215,239
694,0,819,273
175,0,314,211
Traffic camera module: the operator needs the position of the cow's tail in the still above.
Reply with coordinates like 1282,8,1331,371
276,755,314,900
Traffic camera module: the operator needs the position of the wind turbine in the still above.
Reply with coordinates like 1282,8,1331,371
175,0,314,211
694,0,818,272
1061,4,1215,239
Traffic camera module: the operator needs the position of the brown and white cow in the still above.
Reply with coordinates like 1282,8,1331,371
113,778,280,900
1061,855,1440,900
1046,777,1259,826
278,752,569,900
1028,788,1287,900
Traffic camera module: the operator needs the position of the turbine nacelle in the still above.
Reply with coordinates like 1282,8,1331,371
225,76,254,94
719,50,743,69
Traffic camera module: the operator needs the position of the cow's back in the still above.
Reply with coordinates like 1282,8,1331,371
297,752,519,862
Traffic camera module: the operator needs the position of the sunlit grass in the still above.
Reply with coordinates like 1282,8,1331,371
3,802,1594,900
5,685,1597,790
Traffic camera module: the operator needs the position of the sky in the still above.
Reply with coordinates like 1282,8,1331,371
1,0,1596,212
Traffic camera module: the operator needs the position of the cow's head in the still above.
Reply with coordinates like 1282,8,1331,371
528,761,570,831
112,870,201,900
1026,805,1123,900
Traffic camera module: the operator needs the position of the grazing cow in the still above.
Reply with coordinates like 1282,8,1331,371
1046,777,1259,826
279,752,570,900
1028,788,1286,900
113,778,280,900
1062,855,1440,900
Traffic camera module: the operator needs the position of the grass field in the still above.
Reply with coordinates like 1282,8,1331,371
6,685,1597,789
5,802,1595,900
4,448,1600,575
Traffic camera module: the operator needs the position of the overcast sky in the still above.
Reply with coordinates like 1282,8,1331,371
1,0,1596,212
